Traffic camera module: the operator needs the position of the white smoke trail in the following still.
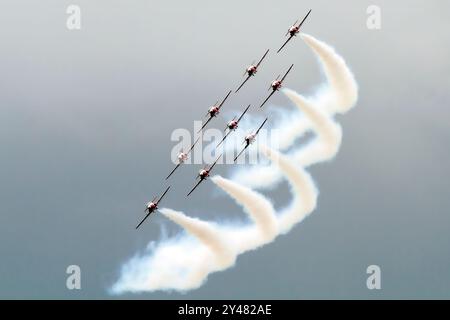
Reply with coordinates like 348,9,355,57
260,145,318,234
212,176,278,246
111,34,358,294
234,90,343,189
301,34,358,115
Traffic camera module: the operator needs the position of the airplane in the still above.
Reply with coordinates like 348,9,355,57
216,104,251,147
259,64,294,108
234,117,268,162
136,186,171,229
187,155,221,196
165,137,200,180
235,49,270,93
198,90,232,132
277,9,312,53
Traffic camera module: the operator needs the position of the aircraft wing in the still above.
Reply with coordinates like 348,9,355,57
198,116,214,133
256,49,270,68
255,117,268,135
298,9,312,28
136,211,152,229
156,186,171,204
165,163,181,180
234,144,249,162
259,90,276,108
187,179,204,197
187,137,200,155
218,90,232,109
277,35,294,53
216,130,232,148
208,154,221,173
235,75,251,93
281,64,294,82
237,104,251,123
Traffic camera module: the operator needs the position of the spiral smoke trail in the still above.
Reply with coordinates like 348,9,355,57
110,33,358,294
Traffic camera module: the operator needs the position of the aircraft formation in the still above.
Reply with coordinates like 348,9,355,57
135,10,312,229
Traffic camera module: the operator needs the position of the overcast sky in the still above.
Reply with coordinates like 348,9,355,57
0,0,449,299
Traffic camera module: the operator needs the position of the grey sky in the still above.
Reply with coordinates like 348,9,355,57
0,0,449,299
